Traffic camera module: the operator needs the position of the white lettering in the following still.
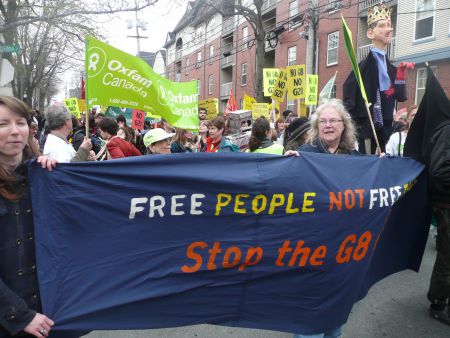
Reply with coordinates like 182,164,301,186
129,197,148,219
191,194,205,215
171,195,186,216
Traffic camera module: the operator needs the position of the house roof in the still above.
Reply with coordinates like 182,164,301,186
138,51,156,67
163,0,222,48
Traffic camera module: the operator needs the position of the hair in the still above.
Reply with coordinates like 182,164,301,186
275,117,285,133
95,112,105,119
118,126,132,142
407,105,418,120
0,96,33,200
208,116,226,131
307,99,357,154
284,117,311,150
116,114,127,125
98,117,119,136
45,105,71,131
248,117,271,152
172,128,190,144
282,110,292,120
199,107,207,113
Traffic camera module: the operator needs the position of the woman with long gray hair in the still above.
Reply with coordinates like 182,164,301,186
299,99,359,155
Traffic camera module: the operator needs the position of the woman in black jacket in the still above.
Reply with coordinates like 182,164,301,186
0,96,56,337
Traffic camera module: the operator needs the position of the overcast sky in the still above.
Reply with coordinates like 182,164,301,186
104,0,187,55
59,0,187,99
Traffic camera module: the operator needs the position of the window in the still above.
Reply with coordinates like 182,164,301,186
196,51,202,67
288,46,297,66
327,31,339,66
415,66,437,105
287,99,295,113
195,26,203,42
326,0,342,12
185,58,190,75
415,0,435,41
197,79,201,96
208,75,213,94
209,45,214,63
289,1,299,29
241,63,247,86
242,26,248,49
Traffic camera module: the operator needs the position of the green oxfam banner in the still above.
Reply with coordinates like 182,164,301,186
85,36,199,130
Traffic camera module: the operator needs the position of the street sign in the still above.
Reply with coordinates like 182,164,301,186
0,44,21,53
0,59,14,86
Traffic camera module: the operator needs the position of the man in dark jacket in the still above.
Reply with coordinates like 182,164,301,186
343,4,408,154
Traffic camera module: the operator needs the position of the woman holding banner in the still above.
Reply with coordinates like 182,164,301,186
293,99,365,338
0,96,59,337
298,99,359,156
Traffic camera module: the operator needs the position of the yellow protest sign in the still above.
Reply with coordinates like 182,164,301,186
263,68,280,97
77,99,87,113
64,98,81,118
287,65,306,99
305,75,319,105
243,94,257,111
199,98,218,120
271,68,288,103
252,103,270,120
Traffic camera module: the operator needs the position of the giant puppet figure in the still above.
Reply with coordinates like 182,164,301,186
343,4,410,154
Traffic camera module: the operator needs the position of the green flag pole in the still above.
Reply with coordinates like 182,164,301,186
342,16,380,152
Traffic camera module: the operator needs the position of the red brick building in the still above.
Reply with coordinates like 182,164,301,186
163,0,449,115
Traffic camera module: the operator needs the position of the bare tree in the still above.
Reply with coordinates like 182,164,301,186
0,0,162,106
207,0,266,102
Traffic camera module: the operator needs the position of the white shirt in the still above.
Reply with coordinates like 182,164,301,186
386,131,407,157
43,134,76,162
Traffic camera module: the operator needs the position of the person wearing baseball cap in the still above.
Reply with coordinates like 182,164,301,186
143,128,174,154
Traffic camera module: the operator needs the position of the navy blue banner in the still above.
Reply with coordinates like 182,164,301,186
28,153,429,334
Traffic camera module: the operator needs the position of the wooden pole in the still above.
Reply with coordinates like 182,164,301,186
364,101,381,152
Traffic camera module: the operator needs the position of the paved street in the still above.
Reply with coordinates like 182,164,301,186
84,233,448,338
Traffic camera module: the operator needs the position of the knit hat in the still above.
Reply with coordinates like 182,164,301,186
143,128,174,147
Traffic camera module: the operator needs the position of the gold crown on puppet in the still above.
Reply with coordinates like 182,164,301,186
367,4,391,26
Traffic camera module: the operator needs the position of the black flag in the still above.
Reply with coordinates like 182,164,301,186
404,67,450,165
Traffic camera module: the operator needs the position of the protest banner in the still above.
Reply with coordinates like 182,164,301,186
243,94,257,111
286,65,306,100
132,110,145,130
64,98,81,118
29,154,429,334
305,74,319,105
263,68,280,97
271,68,288,103
252,103,270,120
198,98,219,120
85,36,199,130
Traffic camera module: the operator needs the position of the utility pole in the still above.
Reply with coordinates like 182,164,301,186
127,0,148,55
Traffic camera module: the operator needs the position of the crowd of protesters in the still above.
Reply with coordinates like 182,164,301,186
0,93,437,338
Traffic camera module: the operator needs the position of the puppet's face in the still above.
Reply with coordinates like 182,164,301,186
367,19,393,49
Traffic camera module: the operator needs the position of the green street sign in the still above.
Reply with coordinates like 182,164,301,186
0,44,21,53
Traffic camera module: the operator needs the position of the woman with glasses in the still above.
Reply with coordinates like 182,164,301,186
298,99,359,156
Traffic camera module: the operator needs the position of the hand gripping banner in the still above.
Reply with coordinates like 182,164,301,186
28,153,430,334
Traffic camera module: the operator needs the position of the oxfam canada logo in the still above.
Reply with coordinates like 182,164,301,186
87,46,107,78
157,81,170,107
